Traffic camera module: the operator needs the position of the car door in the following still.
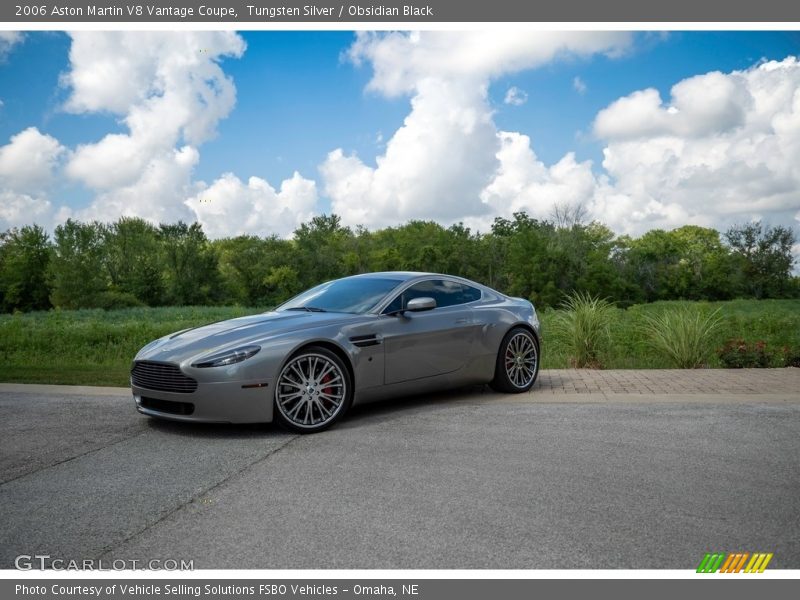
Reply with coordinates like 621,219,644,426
377,279,479,385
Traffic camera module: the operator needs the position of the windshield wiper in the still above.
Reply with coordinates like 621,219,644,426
285,306,327,313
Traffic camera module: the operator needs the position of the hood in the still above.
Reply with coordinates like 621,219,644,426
135,310,359,364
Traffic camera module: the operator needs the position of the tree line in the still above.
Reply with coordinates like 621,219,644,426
0,213,797,313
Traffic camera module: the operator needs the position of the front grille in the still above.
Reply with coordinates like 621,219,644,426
131,361,198,394
139,397,195,416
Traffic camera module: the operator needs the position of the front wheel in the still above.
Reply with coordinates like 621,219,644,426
490,327,540,393
274,346,353,434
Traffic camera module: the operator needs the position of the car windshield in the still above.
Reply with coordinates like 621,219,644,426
276,277,404,314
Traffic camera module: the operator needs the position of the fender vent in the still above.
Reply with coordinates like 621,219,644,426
349,334,381,348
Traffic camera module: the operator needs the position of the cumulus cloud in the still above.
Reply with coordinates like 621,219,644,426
420,54,800,239
347,31,631,97
504,86,528,106
0,191,54,231
480,132,597,221
63,32,249,226
0,127,65,193
323,31,632,229
323,32,800,242
588,56,800,234
1,32,322,238
0,32,23,60
186,171,318,239
73,146,200,225
0,127,66,230
322,78,498,227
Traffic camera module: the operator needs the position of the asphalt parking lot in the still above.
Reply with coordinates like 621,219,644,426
1,369,799,570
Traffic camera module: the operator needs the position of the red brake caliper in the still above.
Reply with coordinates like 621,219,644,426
321,373,333,402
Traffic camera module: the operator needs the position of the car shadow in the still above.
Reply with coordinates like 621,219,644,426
141,381,539,436
341,383,494,427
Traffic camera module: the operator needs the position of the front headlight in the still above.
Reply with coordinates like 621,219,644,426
192,345,261,368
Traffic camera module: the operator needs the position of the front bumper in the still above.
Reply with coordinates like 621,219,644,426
132,378,275,424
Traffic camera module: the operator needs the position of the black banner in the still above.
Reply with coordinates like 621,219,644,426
4,579,800,600
4,0,800,23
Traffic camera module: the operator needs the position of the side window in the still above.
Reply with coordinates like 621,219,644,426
461,284,482,303
383,280,481,313
429,280,466,308
383,294,404,314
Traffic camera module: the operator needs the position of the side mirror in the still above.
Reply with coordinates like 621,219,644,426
406,297,436,312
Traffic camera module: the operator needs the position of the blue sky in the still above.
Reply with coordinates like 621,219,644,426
1,30,799,241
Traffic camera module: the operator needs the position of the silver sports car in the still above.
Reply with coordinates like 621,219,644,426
131,272,540,433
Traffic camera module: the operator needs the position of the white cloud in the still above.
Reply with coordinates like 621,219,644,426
0,32,23,60
573,76,587,95
588,56,800,234
323,31,632,229
2,32,321,239
322,78,498,228
453,56,800,239
0,191,53,231
63,32,248,227
327,33,799,240
480,131,597,222
347,31,631,97
0,127,65,193
594,70,749,140
73,146,200,225
0,127,66,230
504,86,528,106
187,171,318,239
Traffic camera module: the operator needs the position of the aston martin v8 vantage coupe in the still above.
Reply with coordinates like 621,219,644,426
131,272,540,433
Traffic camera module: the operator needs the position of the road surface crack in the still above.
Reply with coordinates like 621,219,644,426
94,434,300,560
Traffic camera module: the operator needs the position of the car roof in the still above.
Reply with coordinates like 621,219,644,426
345,271,435,282
343,271,493,291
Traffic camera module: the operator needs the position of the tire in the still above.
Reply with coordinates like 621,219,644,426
274,346,353,434
490,327,540,393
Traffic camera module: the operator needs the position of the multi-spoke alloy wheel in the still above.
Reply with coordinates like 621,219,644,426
490,327,539,393
274,347,352,433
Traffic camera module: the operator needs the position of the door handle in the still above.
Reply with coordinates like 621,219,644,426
455,318,470,324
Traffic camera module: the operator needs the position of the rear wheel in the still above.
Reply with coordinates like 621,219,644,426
274,346,353,434
490,327,539,393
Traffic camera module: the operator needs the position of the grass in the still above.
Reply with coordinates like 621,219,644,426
540,299,800,369
0,306,259,387
549,292,615,368
1,299,799,387
638,306,723,368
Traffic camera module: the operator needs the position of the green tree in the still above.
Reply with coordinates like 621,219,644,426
494,213,559,305
669,225,736,300
159,222,223,305
292,214,355,288
0,225,52,312
214,235,298,307
620,229,682,302
48,219,108,309
725,222,796,298
104,217,164,305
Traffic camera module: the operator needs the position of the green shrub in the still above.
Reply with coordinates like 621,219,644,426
93,291,145,310
717,339,773,368
639,306,722,368
550,292,615,368
781,346,800,368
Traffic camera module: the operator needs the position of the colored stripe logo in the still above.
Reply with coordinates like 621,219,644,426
697,552,773,573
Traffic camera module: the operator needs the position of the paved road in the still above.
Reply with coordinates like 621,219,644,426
1,370,799,569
